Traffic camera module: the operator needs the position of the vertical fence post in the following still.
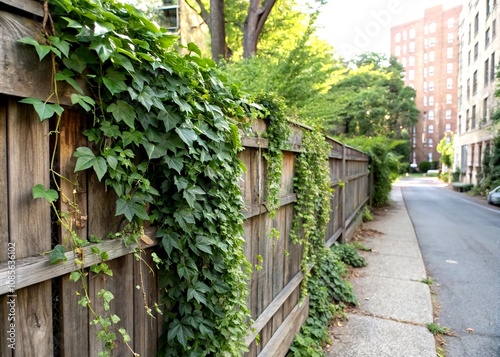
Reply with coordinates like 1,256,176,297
340,143,347,244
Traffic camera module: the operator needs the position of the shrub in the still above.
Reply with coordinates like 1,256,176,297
419,161,431,172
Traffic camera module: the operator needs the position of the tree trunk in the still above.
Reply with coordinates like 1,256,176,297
210,0,226,62
243,0,277,58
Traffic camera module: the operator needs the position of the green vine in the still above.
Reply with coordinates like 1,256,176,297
290,129,333,297
22,0,253,355
257,94,291,218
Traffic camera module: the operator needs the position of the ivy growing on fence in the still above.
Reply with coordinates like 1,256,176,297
22,0,255,355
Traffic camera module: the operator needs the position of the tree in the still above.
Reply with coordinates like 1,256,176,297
325,53,418,139
210,0,226,61
242,0,277,58
437,133,454,170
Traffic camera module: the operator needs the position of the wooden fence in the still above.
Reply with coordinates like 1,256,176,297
0,2,370,356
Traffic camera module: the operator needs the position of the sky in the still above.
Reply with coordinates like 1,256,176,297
316,0,464,58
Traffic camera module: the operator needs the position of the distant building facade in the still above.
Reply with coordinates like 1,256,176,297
456,0,498,185
390,5,462,167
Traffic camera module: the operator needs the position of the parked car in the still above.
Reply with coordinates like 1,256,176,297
487,186,500,205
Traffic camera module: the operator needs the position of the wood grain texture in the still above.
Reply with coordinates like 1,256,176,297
0,0,43,17
57,109,90,357
0,96,12,357
7,98,53,355
133,248,159,356
257,295,309,357
0,11,74,105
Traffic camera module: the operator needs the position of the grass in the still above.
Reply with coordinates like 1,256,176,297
427,322,452,336
420,276,434,286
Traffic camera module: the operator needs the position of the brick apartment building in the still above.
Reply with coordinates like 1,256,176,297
390,5,462,167
456,0,498,185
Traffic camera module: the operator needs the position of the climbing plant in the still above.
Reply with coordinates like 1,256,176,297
22,0,254,355
256,94,291,217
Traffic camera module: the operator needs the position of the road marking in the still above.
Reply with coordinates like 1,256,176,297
445,259,458,264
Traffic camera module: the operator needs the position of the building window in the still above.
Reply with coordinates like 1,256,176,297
423,82,428,92
466,109,470,131
423,96,428,106
447,63,453,73
448,32,454,43
403,30,407,41
446,109,452,119
395,32,401,42
486,28,491,48
494,19,497,38
467,78,471,98
423,111,428,120
468,50,471,66
402,44,407,54
448,17,455,28
474,13,479,35
447,78,453,89
491,52,496,81
428,139,434,148
473,70,478,94
447,47,453,59
472,105,476,129
487,0,493,15
468,23,472,44
409,42,415,52
429,51,435,61
408,69,415,80
474,42,478,61
429,110,434,120
484,97,489,120
409,56,415,66
446,94,452,104
424,53,428,62
401,57,406,67
485,58,490,85
395,46,401,56
430,22,436,33
408,83,414,89
424,24,429,35
446,123,451,132
428,124,434,134
429,37,436,47
410,28,416,39
429,96,434,105
429,81,434,91
429,66,434,76
424,68,428,77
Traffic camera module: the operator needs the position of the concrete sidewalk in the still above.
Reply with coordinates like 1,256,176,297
327,186,436,357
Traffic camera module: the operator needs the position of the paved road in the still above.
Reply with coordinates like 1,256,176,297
398,177,500,357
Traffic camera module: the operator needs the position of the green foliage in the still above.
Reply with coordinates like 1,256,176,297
325,54,418,140
291,129,333,297
362,206,373,222
343,136,403,207
331,243,366,268
418,161,432,173
289,247,357,356
437,134,454,168
20,0,256,354
427,323,452,336
257,94,291,217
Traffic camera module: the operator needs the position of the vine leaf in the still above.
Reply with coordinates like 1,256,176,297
49,244,68,265
18,37,51,60
175,127,198,147
168,320,194,348
74,147,107,181
116,197,149,221
19,97,64,121
107,100,136,128
71,94,95,112
32,183,59,203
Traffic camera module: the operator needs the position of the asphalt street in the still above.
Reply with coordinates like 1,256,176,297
399,177,500,357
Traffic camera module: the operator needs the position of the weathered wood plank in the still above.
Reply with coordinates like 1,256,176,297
0,232,157,295
0,0,43,17
257,295,310,357
0,10,74,105
0,96,12,357
58,109,90,357
133,248,159,356
7,98,53,355
271,208,285,335
242,193,296,219
245,270,304,347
